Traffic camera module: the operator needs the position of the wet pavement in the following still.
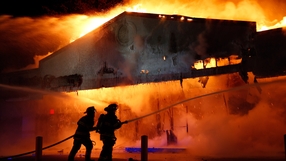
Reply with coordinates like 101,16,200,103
1,153,285,161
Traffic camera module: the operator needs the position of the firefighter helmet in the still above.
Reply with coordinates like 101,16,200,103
104,103,118,112
84,106,96,114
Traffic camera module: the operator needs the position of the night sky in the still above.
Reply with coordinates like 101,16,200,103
0,0,125,17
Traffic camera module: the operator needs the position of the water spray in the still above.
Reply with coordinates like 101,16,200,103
124,78,286,123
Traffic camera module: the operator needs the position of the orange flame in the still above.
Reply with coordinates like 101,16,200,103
69,0,286,43
23,0,286,67
193,55,241,70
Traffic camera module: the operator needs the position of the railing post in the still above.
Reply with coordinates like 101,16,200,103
141,135,148,161
35,136,43,161
284,134,286,161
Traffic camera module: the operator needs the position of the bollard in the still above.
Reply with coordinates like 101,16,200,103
284,134,286,161
141,135,148,161
35,136,43,161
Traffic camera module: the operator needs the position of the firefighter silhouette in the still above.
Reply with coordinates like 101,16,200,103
96,103,127,161
68,106,97,161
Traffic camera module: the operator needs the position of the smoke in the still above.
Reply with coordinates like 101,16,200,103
184,100,285,157
194,32,208,59
0,15,74,72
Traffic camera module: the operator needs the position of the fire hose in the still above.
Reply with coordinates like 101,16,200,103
1,78,285,160
0,135,73,160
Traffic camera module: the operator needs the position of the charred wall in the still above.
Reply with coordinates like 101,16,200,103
253,28,286,78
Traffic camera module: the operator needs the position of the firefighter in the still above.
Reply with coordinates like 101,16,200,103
96,103,127,161
68,106,97,161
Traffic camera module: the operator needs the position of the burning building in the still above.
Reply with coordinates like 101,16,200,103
0,11,286,158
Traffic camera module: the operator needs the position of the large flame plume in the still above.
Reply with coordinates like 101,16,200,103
0,0,286,72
